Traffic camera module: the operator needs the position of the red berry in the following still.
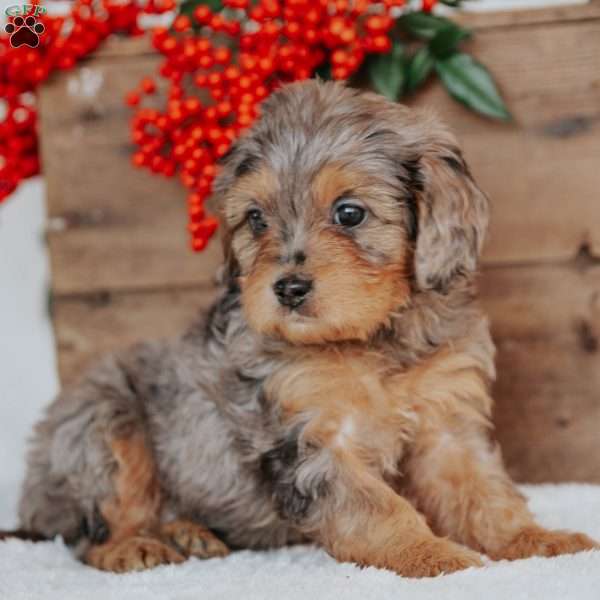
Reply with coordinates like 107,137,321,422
140,78,156,94
173,14,191,32
194,5,212,23
125,91,141,106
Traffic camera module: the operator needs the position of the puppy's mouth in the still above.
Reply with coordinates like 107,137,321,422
280,304,314,319
275,296,316,319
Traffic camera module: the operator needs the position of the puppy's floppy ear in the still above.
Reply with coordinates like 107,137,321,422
214,143,248,285
218,224,240,285
412,132,489,292
214,138,261,284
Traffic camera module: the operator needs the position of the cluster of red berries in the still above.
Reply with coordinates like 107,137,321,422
0,0,171,203
128,0,445,251
1,0,439,252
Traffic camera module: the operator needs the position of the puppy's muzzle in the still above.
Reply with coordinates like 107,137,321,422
273,275,313,309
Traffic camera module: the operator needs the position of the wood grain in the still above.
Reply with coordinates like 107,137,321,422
480,257,600,483
455,0,600,29
39,52,222,295
52,285,218,384
411,17,600,264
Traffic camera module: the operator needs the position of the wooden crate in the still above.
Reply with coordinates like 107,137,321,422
40,1,600,483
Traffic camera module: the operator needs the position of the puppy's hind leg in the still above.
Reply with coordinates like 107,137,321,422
87,431,230,569
84,431,185,572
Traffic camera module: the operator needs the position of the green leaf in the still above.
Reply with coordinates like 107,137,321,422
368,41,405,101
405,47,434,94
434,52,511,120
314,61,332,81
399,12,459,40
429,25,471,59
439,0,464,7
179,0,222,17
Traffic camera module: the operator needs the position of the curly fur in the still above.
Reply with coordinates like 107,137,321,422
14,81,597,576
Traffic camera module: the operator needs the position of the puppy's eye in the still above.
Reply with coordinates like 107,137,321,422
247,207,268,235
333,202,367,228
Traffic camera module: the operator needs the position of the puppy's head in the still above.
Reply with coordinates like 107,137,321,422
215,80,488,344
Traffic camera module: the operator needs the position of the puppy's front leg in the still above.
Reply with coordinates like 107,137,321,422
404,416,599,560
262,438,482,578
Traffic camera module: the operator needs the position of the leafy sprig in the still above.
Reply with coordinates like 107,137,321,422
367,11,510,120
176,1,510,122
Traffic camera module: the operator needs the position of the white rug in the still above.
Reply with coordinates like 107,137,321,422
1,483,599,600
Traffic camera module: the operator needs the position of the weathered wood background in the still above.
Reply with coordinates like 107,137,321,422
40,1,600,483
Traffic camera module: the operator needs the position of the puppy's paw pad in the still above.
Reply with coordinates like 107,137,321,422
160,520,230,559
492,527,599,560
396,538,483,578
87,536,185,573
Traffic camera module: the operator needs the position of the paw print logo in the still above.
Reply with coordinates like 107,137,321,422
5,15,45,48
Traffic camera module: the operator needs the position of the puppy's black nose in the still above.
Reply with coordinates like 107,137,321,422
273,276,313,308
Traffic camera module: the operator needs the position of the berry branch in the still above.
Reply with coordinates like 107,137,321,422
1,0,509,253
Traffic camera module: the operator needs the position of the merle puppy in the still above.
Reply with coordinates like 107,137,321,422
8,80,598,576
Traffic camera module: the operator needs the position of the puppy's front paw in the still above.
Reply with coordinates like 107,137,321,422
160,520,230,559
392,537,483,578
490,526,599,561
86,535,186,573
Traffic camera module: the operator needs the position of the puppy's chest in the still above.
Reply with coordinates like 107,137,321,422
263,350,420,461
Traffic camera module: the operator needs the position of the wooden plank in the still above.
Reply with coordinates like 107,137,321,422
43,136,223,293
53,285,217,384
39,52,223,295
411,17,600,264
93,35,155,58
455,0,600,29
480,257,600,483
52,258,600,483
40,53,160,146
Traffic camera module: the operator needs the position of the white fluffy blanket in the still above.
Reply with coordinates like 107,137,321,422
1,483,599,600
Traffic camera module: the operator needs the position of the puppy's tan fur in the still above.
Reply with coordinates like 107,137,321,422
13,81,597,577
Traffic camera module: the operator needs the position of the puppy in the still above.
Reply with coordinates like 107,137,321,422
10,80,598,576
